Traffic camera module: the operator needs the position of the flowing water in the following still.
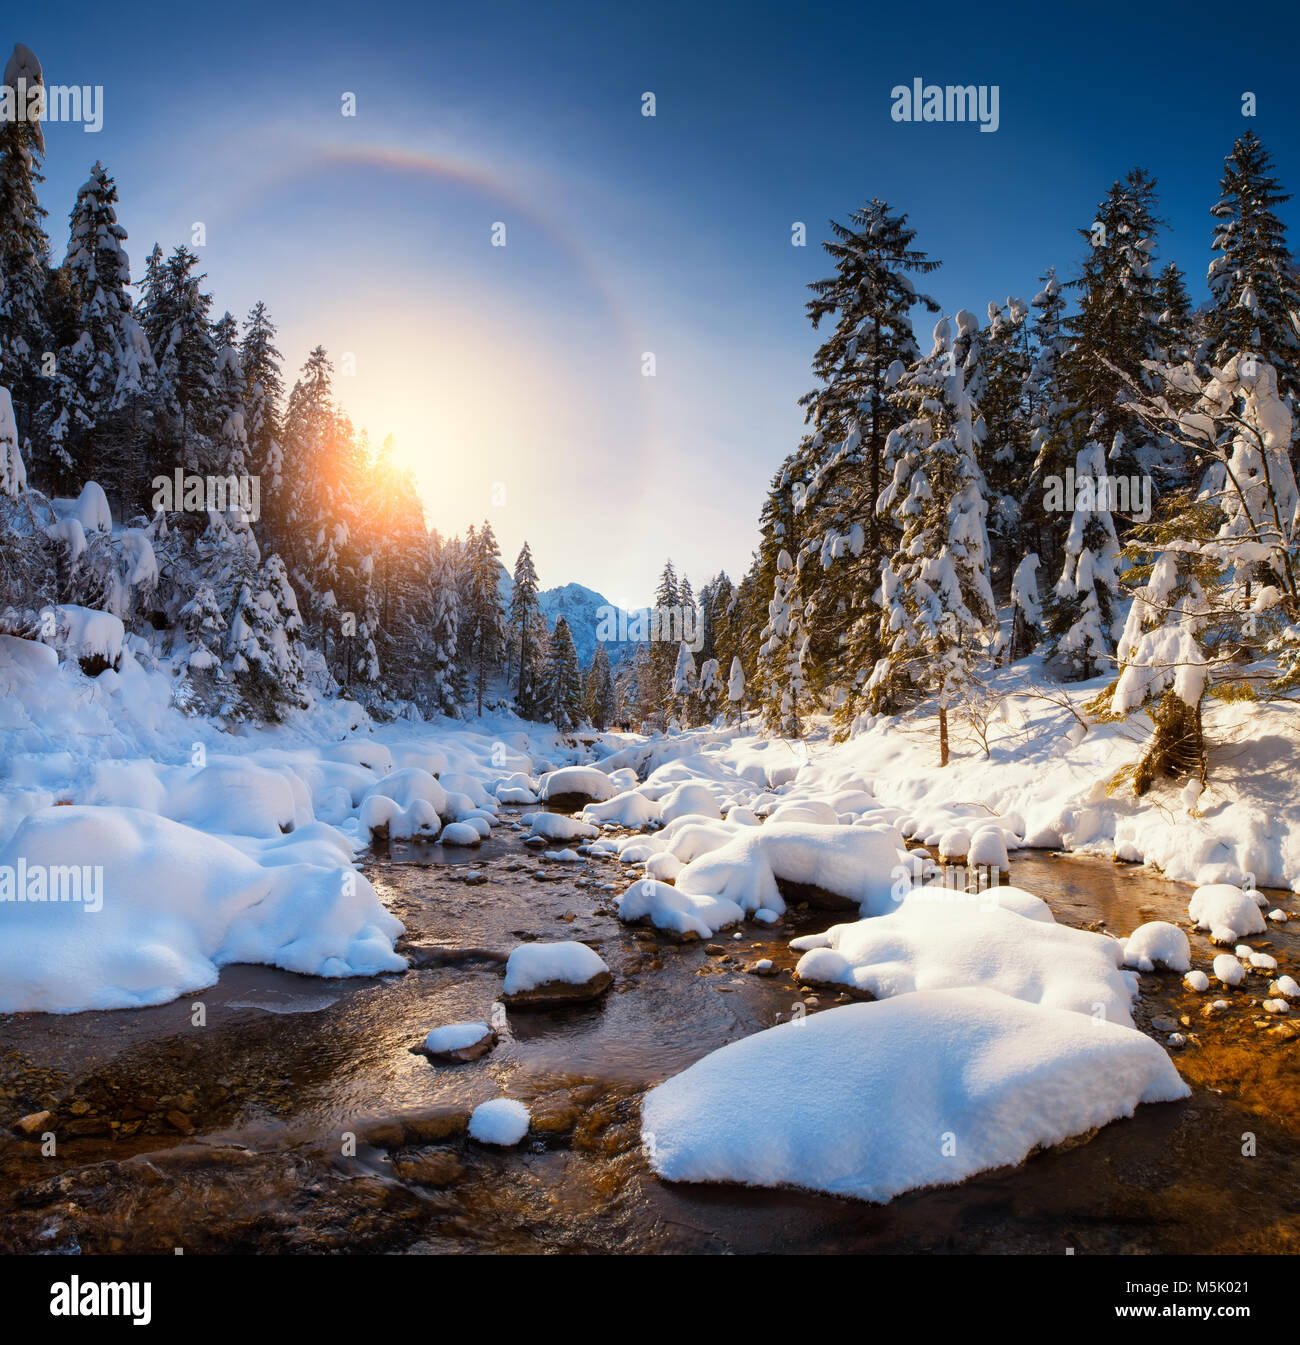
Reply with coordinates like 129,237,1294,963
1,820,1297,1255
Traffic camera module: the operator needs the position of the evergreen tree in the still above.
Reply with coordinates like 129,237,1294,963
584,641,615,730
980,298,1031,587
0,45,51,451
1043,440,1122,679
544,614,583,731
427,534,462,717
696,655,723,722
210,312,249,477
758,548,807,736
796,201,941,696
1061,169,1166,487
868,317,997,762
40,162,142,500
727,654,746,722
1204,131,1300,414
1156,262,1197,365
509,540,544,717
240,301,283,538
669,639,697,726
461,518,505,715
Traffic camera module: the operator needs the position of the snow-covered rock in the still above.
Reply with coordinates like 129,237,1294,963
469,1098,530,1146
538,766,617,807
416,1021,496,1062
502,940,612,1008
1189,884,1267,944
641,988,1189,1204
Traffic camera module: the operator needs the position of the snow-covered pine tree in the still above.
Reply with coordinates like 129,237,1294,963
1122,352,1299,698
1023,266,1071,573
461,518,505,715
509,540,544,717
210,312,249,478
544,614,583,731
979,298,1031,588
240,301,283,542
696,655,723,723
0,45,51,455
669,639,697,728
796,201,941,695
178,581,226,673
1156,262,1196,366
1043,439,1121,679
1003,552,1042,662
145,247,219,478
650,557,679,698
427,532,462,717
758,548,808,736
1204,131,1300,417
1061,169,1166,489
868,317,997,763
727,654,745,722
40,162,141,500
583,640,615,730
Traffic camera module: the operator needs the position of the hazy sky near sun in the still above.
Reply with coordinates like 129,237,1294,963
20,0,1300,607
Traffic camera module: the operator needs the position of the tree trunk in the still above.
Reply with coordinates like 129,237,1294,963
938,705,949,767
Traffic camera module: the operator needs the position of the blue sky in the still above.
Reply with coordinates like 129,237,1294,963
19,0,1300,606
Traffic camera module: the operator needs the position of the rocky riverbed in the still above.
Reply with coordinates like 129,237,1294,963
1,821,1297,1255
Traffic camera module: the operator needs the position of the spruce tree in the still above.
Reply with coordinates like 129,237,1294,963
544,615,583,731
584,641,615,730
869,317,996,761
461,518,505,715
509,540,543,716
796,201,941,696
0,44,50,451
1205,131,1300,414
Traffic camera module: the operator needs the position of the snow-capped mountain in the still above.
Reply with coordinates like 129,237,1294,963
497,568,641,666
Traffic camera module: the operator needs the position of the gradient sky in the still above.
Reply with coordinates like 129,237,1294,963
18,0,1300,607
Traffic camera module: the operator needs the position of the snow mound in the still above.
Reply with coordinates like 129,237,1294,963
439,821,482,846
538,766,617,804
0,805,404,1013
529,811,598,842
1188,884,1267,943
676,823,907,917
641,988,1188,1204
659,782,722,824
1122,921,1192,973
617,877,745,940
582,789,662,830
902,882,1055,924
792,901,1138,1026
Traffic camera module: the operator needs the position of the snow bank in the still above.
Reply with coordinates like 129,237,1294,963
676,823,907,916
617,877,745,940
582,789,662,830
792,901,1138,1026
642,989,1188,1204
0,805,404,1013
